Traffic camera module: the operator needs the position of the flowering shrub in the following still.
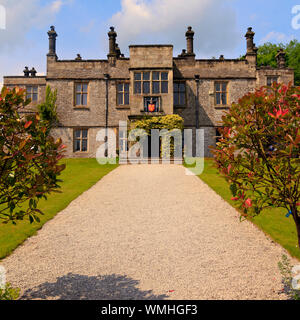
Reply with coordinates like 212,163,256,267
211,83,300,248
0,87,66,224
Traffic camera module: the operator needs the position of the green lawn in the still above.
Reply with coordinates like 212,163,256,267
0,158,118,260
185,159,300,261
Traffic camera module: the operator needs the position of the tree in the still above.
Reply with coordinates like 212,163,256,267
0,87,66,224
257,40,300,86
37,85,58,127
211,83,300,248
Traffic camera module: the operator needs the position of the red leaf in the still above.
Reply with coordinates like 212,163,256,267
24,121,32,129
231,197,239,201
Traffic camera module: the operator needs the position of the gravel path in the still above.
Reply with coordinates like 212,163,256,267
1,164,296,300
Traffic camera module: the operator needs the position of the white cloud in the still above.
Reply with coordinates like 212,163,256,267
260,31,295,44
109,0,241,57
0,0,72,52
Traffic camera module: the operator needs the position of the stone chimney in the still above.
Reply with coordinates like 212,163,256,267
30,68,37,77
185,26,195,56
276,49,286,68
47,26,58,57
245,27,255,54
23,66,30,77
245,27,257,65
108,27,117,56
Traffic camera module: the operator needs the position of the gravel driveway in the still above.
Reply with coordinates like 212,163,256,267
1,164,295,300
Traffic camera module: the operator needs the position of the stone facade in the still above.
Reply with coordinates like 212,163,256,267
3,26,294,158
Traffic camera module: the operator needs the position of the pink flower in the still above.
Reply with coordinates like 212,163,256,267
245,198,252,208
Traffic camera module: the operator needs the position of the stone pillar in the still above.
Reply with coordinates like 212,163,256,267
245,27,257,66
276,49,286,68
30,68,37,77
47,26,58,57
107,27,117,66
108,27,117,56
185,26,195,56
245,27,255,54
23,67,30,77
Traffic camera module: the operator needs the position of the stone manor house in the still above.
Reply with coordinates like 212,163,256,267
3,26,294,157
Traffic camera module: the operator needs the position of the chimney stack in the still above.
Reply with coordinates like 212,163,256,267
47,26,58,57
185,26,195,56
23,66,30,77
276,49,286,68
108,26,117,57
245,27,255,54
30,68,37,77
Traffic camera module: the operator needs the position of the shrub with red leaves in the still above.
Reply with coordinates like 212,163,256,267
0,87,66,224
211,82,300,248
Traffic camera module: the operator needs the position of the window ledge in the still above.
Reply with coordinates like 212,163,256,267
214,106,230,110
73,106,90,110
174,105,186,109
116,105,130,109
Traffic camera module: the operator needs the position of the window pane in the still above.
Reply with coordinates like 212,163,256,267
134,81,141,94
76,94,81,105
161,81,168,93
26,93,31,100
179,83,185,92
76,84,82,93
143,72,150,80
82,139,88,152
153,72,160,80
179,92,185,105
32,93,38,101
118,93,123,105
82,130,88,138
26,86,32,93
134,73,141,80
161,72,168,81
152,81,160,94
75,130,81,138
173,83,179,92
174,92,179,105
82,84,88,92
75,140,81,151
215,83,220,92
117,83,123,93
82,93,87,105
221,93,227,105
216,93,221,105
143,81,150,94
222,83,227,92
33,86,38,93
124,83,129,92
124,93,129,105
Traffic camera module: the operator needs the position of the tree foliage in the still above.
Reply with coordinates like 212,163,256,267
211,83,300,248
37,85,58,127
257,40,300,86
0,87,66,224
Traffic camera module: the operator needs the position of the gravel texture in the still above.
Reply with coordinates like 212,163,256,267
1,164,296,300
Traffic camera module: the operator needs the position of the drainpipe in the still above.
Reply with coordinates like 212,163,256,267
195,75,200,129
104,74,110,156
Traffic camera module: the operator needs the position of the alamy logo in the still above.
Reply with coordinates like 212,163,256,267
292,5,300,30
0,5,6,30
0,266,6,289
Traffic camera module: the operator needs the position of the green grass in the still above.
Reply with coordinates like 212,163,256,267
185,159,300,261
0,158,118,260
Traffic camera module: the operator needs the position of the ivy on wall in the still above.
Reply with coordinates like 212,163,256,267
131,115,184,157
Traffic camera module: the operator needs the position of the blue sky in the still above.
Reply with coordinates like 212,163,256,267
0,0,299,85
